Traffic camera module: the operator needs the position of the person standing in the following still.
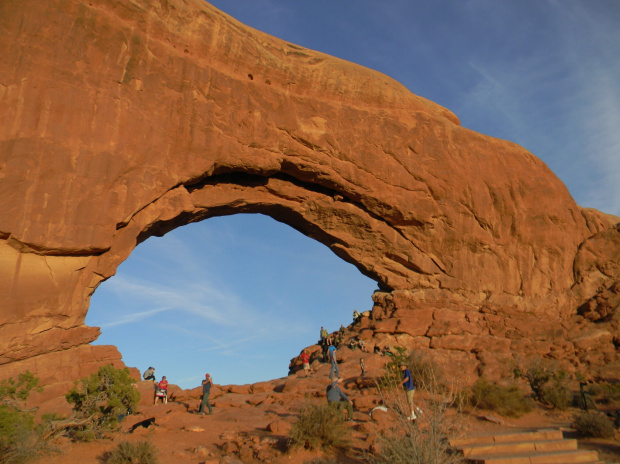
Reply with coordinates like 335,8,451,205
359,358,365,377
300,350,312,376
198,373,213,415
320,326,328,344
326,378,353,421
328,345,339,379
400,364,419,420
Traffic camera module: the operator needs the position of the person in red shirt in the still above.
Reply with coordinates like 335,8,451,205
300,350,312,377
154,376,168,405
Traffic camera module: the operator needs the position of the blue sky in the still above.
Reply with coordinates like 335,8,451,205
85,1,620,388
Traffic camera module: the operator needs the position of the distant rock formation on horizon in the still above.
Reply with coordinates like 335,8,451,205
0,0,618,394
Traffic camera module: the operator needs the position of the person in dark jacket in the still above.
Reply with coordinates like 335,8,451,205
326,378,353,421
198,373,213,415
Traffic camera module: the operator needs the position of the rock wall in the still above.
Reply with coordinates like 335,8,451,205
1,0,618,389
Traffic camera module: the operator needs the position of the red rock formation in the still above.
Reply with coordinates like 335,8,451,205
0,0,618,390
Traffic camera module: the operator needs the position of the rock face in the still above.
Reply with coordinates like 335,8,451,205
0,0,618,389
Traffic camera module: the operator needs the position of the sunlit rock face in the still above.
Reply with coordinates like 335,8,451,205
1,0,618,390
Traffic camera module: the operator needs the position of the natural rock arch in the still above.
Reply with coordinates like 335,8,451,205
1,0,618,388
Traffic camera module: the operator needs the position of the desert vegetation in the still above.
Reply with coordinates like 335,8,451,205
102,440,159,464
289,402,352,451
0,371,56,464
63,364,140,441
469,378,534,417
513,357,572,410
0,365,146,464
1,353,618,463
370,349,467,464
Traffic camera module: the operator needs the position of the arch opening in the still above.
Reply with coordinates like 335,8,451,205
86,213,378,388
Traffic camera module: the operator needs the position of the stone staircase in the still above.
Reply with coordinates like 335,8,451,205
450,429,603,464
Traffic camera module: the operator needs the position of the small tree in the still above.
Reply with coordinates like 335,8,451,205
0,371,55,464
371,350,467,464
65,365,140,440
513,356,571,409
377,346,409,390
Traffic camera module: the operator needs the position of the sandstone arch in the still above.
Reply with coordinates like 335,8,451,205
1,0,618,388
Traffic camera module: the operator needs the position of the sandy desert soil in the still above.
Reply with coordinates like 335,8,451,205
34,354,620,464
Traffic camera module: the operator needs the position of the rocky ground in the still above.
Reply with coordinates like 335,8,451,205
31,349,620,464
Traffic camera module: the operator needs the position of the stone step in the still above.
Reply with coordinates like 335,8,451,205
450,429,601,464
466,449,600,464
451,429,563,447
460,438,577,457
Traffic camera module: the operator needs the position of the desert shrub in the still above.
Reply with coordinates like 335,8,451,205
104,440,158,464
65,364,140,440
407,350,447,392
0,427,56,464
513,357,550,400
513,357,572,409
586,381,620,408
572,411,615,438
0,372,41,404
470,378,533,418
371,431,465,464
371,350,466,464
377,346,409,389
540,370,572,410
289,402,351,451
0,372,55,464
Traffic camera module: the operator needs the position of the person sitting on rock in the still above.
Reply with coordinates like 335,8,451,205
359,339,367,352
326,378,353,421
143,366,156,381
154,376,168,405
353,309,361,324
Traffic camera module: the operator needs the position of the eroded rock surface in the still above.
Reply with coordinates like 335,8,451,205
0,0,618,389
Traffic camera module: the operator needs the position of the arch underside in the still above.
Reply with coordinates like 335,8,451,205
0,0,618,386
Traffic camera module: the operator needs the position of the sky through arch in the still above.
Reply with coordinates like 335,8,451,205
85,214,378,388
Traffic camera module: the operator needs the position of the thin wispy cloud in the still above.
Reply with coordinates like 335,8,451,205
100,306,172,328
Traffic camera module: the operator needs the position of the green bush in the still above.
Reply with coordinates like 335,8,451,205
104,440,158,464
0,372,55,464
470,378,533,418
572,411,615,438
65,364,140,440
513,357,572,409
289,403,351,451
540,370,572,410
377,346,409,389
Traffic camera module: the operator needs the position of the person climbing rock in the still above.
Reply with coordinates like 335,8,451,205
143,366,156,381
326,377,353,421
